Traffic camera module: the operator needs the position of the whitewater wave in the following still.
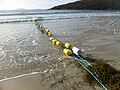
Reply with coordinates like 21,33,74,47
0,10,120,17
0,17,43,23
0,11,81,16
0,16,81,23
0,10,120,24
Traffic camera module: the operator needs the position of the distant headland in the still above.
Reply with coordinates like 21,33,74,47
50,0,120,10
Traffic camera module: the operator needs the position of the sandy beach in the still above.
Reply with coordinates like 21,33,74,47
0,10,120,90
0,56,102,90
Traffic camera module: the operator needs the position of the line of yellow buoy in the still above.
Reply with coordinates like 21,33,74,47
33,19,73,56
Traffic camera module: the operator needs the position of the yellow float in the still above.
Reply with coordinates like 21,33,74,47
52,39,57,44
45,29,49,33
56,41,62,47
65,43,72,49
50,37,54,42
47,32,52,37
63,49,72,56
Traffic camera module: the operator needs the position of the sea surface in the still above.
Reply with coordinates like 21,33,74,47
0,9,120,81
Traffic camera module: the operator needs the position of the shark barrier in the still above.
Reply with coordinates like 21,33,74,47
32,18,108,90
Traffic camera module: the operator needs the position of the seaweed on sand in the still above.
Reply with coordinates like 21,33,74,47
84,60,120,90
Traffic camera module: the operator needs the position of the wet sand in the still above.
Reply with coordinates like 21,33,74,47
0,56,102,90
0,23,120,90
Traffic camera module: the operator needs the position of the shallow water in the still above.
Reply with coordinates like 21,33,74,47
0,10,120,81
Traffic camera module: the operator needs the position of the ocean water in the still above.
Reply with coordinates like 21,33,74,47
0,10,120,81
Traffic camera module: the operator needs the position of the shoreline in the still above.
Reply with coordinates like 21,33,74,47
0,55,103,90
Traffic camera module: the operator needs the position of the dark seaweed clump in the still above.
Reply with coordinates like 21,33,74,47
84,60,120,90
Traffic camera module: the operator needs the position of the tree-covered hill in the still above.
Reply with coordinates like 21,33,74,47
50,0,120,10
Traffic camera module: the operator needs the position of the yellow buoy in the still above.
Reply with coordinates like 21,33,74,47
47,32,52,37
39,25,42,28
33,20,37,23
40,25,44,30
38,24,41,27
34,22,37,24
56,41,62,47
63,49,72,56
33,21,36,24
50,37,54,41
35,22,38,25
52,39,57,44
45,29,49,33
65,43,72,49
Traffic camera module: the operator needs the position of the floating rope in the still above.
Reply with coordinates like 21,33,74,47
32,19,108,90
